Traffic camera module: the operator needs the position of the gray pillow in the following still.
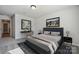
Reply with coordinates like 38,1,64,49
51,32,60,36
44,31,50,35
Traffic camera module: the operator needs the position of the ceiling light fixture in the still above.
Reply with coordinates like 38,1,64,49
30,5,36,10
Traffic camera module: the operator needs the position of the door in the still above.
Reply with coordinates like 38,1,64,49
2,20,10,37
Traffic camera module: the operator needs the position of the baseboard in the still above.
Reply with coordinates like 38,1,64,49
72,43,79,47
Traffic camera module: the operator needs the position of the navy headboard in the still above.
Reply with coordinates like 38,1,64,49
43,28,64,50
43,28,64,39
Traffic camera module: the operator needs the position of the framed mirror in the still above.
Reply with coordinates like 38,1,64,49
21,19,31,32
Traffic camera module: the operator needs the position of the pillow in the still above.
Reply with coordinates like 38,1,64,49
44,31,50,35
51,32,60,36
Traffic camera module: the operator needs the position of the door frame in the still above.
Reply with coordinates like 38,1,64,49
1,20,10,37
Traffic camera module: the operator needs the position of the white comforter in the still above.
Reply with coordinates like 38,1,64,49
32,34,61,51
27,36,54,53
27,34,61,54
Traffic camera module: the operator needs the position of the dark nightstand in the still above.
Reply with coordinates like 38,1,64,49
63,37,72,43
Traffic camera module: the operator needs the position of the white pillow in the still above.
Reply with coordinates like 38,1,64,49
44,31,50,35
51,32,60,36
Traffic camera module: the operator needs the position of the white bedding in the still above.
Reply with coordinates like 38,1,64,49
27,36,54,54
32,34,61,51
27,34,61,54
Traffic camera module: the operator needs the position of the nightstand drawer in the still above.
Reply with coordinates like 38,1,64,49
64,37,72,43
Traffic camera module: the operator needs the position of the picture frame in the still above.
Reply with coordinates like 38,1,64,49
46,17,60,27
21,19,31,32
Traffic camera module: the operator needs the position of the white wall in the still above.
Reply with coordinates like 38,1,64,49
35,6,79,45
0,15,10,20
13,14,35,39
0,15,11,38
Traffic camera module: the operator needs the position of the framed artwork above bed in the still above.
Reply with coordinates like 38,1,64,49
46,17,60,27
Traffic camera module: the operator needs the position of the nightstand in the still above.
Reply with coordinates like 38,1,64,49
63,37,72,43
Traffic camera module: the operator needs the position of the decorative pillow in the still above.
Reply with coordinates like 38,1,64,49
44,31,50,35
51,32,60,36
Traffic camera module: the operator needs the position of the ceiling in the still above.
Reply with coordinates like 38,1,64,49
0,5,74,19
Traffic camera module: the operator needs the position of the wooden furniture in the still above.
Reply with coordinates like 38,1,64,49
63,37,72,43
55,36,72,54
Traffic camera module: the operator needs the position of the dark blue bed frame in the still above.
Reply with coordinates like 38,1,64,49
43,28,64,47
43,28,63,38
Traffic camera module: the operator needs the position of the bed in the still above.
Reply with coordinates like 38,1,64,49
25,28,64,54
